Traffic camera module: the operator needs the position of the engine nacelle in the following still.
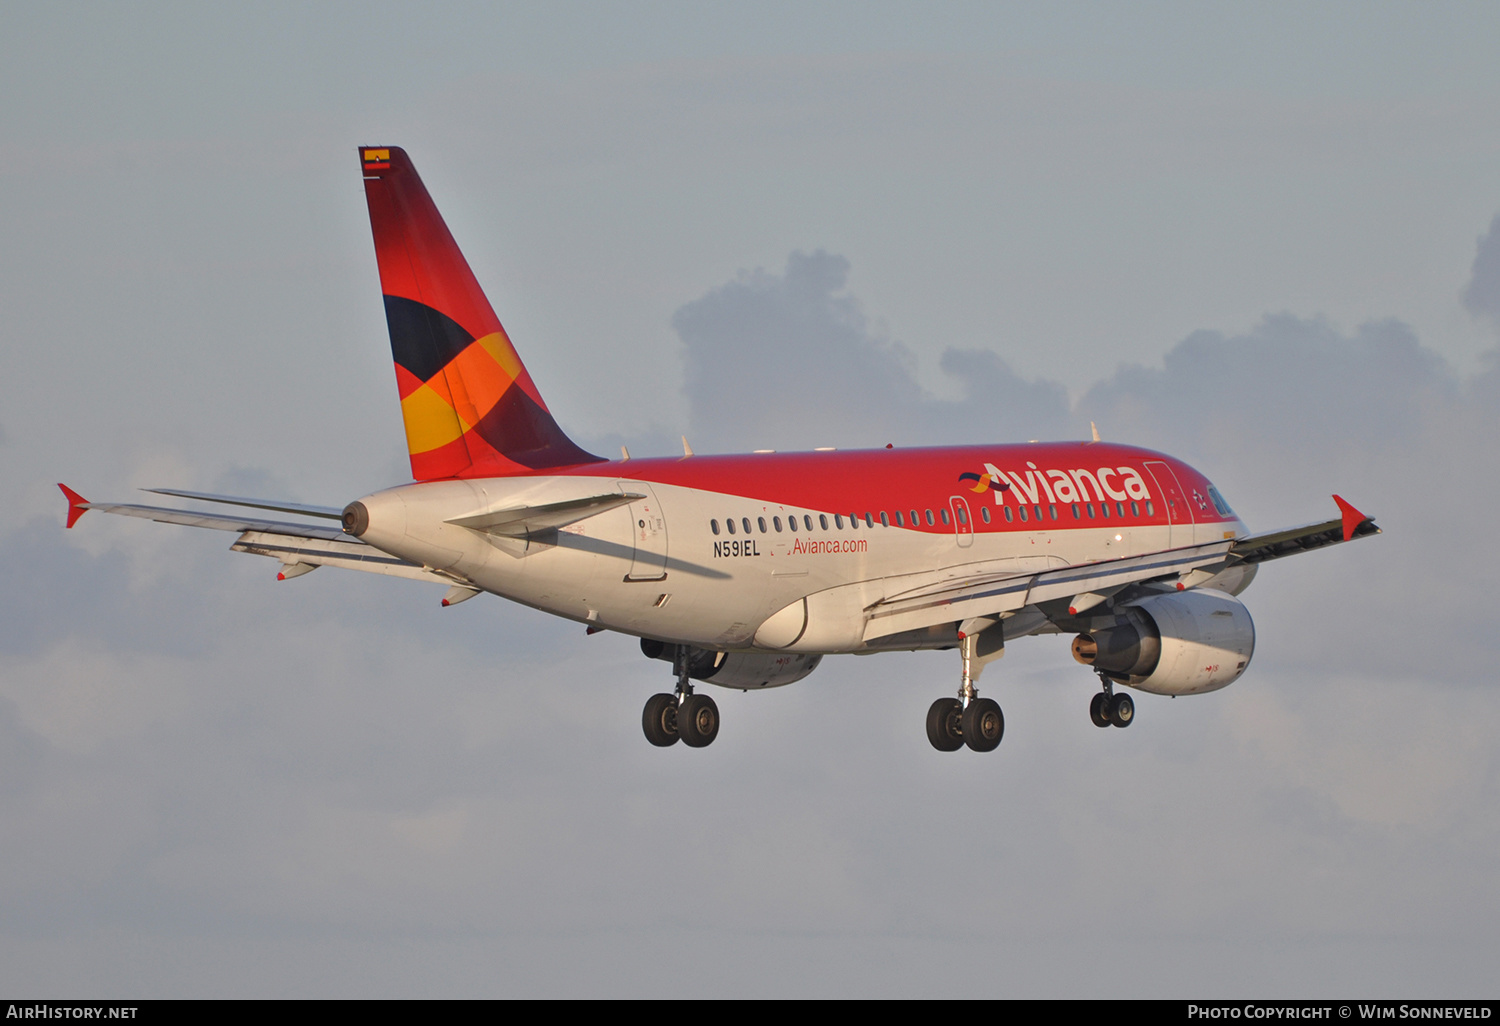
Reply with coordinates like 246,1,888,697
641,639,822,690
1071,590,1255,695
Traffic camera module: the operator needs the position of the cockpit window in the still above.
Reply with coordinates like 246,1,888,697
1207,485,1234,517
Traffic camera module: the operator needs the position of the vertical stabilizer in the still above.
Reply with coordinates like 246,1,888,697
359,146,602,479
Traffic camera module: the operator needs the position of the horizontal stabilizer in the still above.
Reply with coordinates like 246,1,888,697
145,488,344,520
446,492,642,537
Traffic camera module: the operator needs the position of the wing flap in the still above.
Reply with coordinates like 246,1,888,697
231,531,450,584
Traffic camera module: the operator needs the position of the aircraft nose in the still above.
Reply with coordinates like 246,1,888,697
342,501,369,536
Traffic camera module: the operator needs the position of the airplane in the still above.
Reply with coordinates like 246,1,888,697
58,146,1381,752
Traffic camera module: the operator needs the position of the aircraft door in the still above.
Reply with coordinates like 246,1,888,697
1143,461,1194,548
618,481,668,581
949,496,974,548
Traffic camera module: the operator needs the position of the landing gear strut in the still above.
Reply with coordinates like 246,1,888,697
1090,674,1134,728
641,647,720,748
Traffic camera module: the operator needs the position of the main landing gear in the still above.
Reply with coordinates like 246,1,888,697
1089,674,1134,728
642,650,720,748
926,624,1005,752
925,695,1004,752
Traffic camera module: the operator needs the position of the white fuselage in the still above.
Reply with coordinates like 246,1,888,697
351,456,1251,655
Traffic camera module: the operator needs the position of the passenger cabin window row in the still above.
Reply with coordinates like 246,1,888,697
999,499,1153,523
708,499,1156,535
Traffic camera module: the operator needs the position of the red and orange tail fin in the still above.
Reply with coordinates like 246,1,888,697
359,146,602,480
58,483,89,528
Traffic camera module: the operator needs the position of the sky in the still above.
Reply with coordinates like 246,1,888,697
3,1,1500,998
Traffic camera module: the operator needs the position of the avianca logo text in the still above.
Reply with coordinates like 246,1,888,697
982,462,1153,505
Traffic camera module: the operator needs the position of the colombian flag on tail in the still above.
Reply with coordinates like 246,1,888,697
360,146,602,480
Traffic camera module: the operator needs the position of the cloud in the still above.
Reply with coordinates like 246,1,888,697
1078,311,1496,683
1462,213,1500,326
675,251,1074,453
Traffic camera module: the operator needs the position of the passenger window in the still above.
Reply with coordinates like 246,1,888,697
909,509,918,525
742,517,752,534
1116,502,1125,517
1146,501,1155,517
757,517,766,533
864,513,873,527
925,509,934,526
956,506,968,525
1071,503,1080,519
819,514,828,530
726,518,736,535
835,514,844,529
711,519,720,535
1018,505,1028,522
850,515,859,530
980,507,991,524
1100,502,1110,519
1049,504,1058,520
880,512,890,527
773,516,782,532
1086,503,1095,519
940,508,951,526
894,511,904,527
1130,502,1139,517
804,515,813,531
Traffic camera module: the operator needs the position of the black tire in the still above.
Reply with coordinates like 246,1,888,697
925,697,964,752
678,693,720,748
642,693,680,747
961,697,1004,752
1109,691,1135,728
1089,692,1112,728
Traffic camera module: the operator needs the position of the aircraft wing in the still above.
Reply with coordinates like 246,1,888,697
1228,495,1380,564
863,538,1236,642
861,495,1379,643
58,485,459,588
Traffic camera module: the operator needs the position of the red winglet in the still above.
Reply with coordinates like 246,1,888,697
58,483,89,528
1331,494,1368,542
